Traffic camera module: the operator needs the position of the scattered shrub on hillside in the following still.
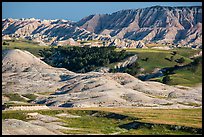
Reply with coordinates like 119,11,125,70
141,57,149,61
22,94,38,101
171,51,177,55
3,41,9,45
162,75,171,84
3,93,27,102
122,62,141,76
175,57,185,64
170,56,174,61
185,56,202,72
165,57,172,62
191,56,202,66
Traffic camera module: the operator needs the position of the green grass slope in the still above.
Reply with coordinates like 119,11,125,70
2,108,202,135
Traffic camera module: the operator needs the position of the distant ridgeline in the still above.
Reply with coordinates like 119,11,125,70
2,6,202,48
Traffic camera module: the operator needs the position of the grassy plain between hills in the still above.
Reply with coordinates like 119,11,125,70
2,39,49,57
2,107,202,135
116,47,202,86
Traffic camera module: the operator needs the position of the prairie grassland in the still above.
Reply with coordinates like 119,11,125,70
116,48,202,86
2,107,202,135
2,40,49,57
64,107,202,129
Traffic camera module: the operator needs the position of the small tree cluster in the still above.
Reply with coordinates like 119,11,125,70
175,57,185,64
39,46,134,73
162,75,171,84
3,41,9,45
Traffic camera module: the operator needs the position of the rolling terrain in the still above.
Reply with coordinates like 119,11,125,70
2,49,202,108
2,39,202,136
3,39,201,87
2,43,202,137
2,5,202,135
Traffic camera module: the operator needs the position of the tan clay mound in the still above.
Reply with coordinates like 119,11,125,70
2,49,75,93
2,49,51,73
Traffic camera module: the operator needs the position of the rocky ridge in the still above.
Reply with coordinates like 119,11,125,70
2,18,146,48
3,6,202,48
77,6,202,47
2,49,202,108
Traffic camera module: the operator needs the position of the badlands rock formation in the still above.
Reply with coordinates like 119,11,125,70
2,18,146,48
2,6,202,48
2,49,202,108
52,38,80,46
2,49,74,94
77,6,202,47
114,54,138,69
94,54,138,73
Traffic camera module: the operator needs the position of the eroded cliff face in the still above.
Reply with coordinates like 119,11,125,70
2,18,95,45
77,6,202,46
2,18,146,48
2,6,202,48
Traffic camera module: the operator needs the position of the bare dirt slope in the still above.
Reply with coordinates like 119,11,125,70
2,112,82,135
2,49,74,94
2,119,60,135
2,49,202,108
